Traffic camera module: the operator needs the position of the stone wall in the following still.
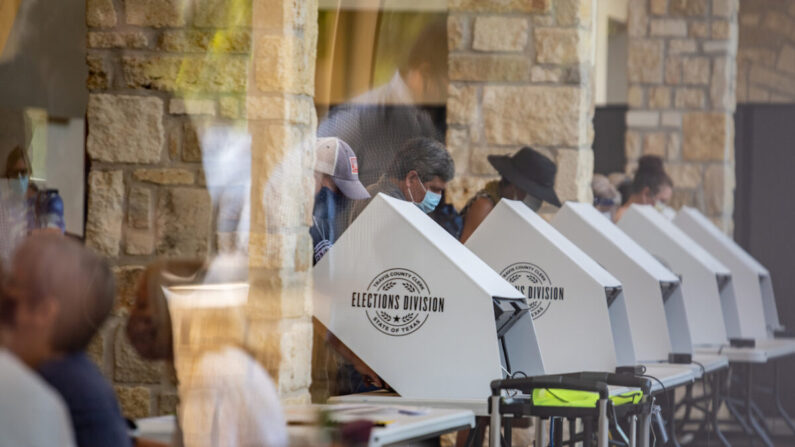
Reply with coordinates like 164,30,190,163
736,0,795,103
625,0,738,232
85,0,316,418
446,0,596,211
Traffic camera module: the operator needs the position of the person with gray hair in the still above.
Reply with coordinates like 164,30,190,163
0,234,132,447
348,137,455,225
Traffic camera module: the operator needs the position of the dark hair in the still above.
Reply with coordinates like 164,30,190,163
13,234,114,353
617,179,633,206
388,137,454,183
5,146,29,178
631,155,673,196
399,19,448,80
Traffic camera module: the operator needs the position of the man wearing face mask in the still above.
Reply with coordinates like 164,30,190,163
311,137,370,264
459,147,561,243
4,146,65,234
348,137,454,225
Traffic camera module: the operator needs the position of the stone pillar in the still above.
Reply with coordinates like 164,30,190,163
625,0,738,232
85,0,316,417
446,0,596,211
245,0,317,405
736,0,795,103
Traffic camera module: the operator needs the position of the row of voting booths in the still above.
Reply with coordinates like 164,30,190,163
312,193,795,447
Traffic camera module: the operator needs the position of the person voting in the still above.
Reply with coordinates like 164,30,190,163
315,193,544,402
465,200,695,393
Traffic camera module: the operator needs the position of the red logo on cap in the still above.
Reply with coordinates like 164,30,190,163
350,157,359,175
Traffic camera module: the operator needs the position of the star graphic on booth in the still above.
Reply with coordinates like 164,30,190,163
394,315,400,322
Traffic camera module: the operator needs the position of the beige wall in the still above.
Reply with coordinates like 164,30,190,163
85,0,317,418
446,0,597,211
736,0,795,103
625,0,738,233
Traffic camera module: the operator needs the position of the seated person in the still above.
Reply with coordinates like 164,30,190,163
348,137,455,224
613,155,673,222
459,147,560,243
0,262,76,447
127,259,287,447
592,174,622,220
311,137,370,264
4,146,65,234
1,234,130,447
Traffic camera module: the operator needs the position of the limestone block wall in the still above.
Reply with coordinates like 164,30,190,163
736,0,795,103
85,0,316,418
446,0,596,211
625,0,738,232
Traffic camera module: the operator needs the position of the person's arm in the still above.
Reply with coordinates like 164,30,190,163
312,317,385,388
613,204,628,223
459,197,495,243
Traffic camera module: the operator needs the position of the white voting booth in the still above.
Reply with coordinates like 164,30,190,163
619,205,795,362
552,203,727,375
553,203,686,359
465,200,694,391
314,194,544,401
674,207,781,338
618,205,732,348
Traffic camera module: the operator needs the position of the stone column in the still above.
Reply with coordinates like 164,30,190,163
625,0,738,232
84,0,316,417
446,0,596,211
245,0,317,404
736,0,795,103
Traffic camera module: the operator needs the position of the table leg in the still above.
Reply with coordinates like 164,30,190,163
745,363,775,447
668,389,682,447
773,360,795,436
710,370,731,447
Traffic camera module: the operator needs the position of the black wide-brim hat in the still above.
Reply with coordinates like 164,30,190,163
488,147,562,207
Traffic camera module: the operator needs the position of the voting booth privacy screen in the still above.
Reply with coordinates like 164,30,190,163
313,194,544,400
466,199,624,373
552,203,693,360
618,205,733,347
674,207,779,339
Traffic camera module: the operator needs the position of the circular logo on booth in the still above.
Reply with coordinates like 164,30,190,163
500,262,565,320
350,268,446,336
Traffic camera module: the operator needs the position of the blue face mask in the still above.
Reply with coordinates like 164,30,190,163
11,176,28,196
408,178,441,214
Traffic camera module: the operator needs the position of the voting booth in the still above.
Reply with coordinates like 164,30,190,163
674,207,781,339
618,205,733,348
313,194,544,400
465,199,626,371
552,202,692,360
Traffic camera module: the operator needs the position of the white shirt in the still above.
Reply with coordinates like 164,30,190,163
0,349,76,447
178,346,288,447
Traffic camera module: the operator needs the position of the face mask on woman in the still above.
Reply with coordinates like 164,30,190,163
11,175,28,196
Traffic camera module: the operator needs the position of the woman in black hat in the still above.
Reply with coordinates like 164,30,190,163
459,147,561,243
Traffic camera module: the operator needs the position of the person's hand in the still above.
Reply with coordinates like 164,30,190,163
352,358,384,388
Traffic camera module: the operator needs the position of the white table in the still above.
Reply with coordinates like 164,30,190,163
639,353,729,380
330,392,489,416
137,404,475,447
136,415,175,444
330,386,642,418
640,364,695,393
695,338,795,363
286,404,475,447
